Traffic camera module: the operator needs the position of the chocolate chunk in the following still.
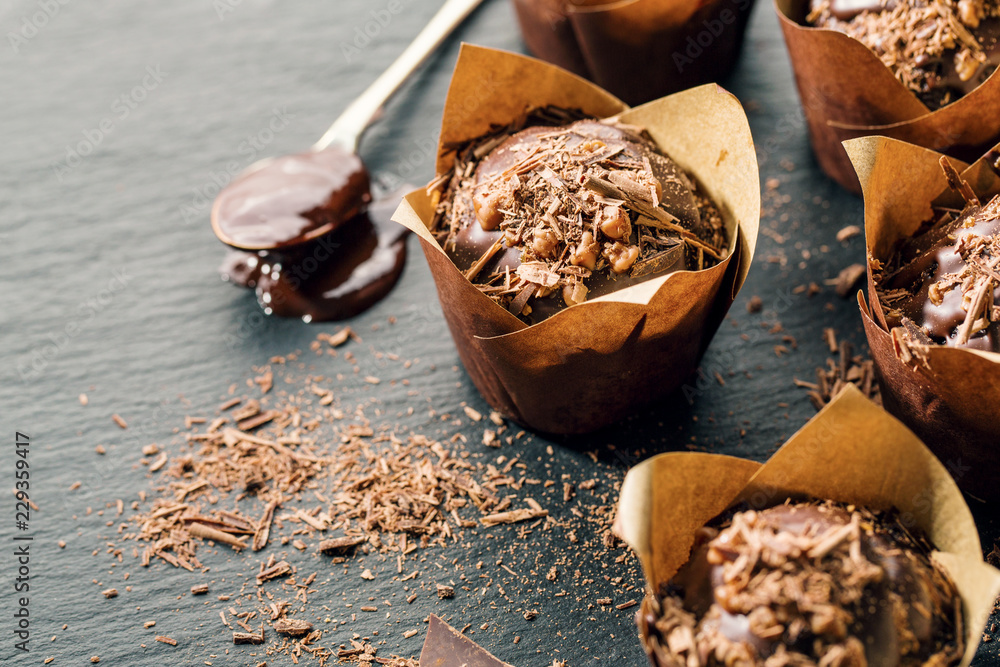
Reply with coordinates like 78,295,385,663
419,615,512,667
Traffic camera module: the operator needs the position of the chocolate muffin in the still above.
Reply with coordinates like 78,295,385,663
640,501,964,667
510,0,758,105
874,157,1000,352
430,107,728,325
807,0,1000,109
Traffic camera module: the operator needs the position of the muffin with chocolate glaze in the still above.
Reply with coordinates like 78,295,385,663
846,137,1000,500
774,0,1000,192
430,107,728,325
807,0,1000,110
641,501,964,667
875,157,1000,351
393,45,759,434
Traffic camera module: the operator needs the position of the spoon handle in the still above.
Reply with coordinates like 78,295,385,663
313,0,486,152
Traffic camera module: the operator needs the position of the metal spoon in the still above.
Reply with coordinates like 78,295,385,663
211,0,486,251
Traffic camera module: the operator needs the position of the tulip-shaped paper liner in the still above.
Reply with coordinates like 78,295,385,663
774,0,1000,194
844,135,1000,500
510,0,757,105
615,384,1000,667
392,45,759,435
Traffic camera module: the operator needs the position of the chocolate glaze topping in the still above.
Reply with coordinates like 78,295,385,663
808,0,1000,109
430,108,728,325
214,146,371,250
642,502,964,667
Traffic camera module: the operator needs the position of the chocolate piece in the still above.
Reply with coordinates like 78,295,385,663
643,502,964,667
213,146,371,250
876,161,1000,351
221,193,408,323
431,109,727,325
419,614,512,667
808,0,1000,109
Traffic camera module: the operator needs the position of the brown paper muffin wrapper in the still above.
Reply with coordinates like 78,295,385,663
510,0,757,106
774,0,1000,194
392,45,760,435
843,135,1000,500
615,384,1000,667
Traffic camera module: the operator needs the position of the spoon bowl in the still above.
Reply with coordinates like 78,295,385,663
211,0,486,252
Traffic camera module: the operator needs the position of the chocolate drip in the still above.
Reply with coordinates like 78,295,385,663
220,195,409,323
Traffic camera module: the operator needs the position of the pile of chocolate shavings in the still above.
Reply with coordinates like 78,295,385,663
428,106,728,317
808,0,1000,108
794,328,881,409
96,327,641,665
645,501,961,667
875,157,1000,351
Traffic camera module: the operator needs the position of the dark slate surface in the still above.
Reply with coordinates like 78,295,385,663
3,0,998,665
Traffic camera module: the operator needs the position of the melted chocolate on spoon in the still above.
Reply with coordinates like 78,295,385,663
213,146,372,250
220,193,410,323
211,0,487,321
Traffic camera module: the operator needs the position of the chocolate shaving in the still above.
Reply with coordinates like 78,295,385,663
507,283,536,316
233,627,265,645
256,560,291,584
941,156,981,207
795,330,881,409
480,508,548,526
318,535,366,554
187,522,246,550
631,245,685,278
252,500,278,552
273,618,313,636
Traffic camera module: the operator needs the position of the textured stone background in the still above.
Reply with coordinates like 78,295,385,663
3,0,997,664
